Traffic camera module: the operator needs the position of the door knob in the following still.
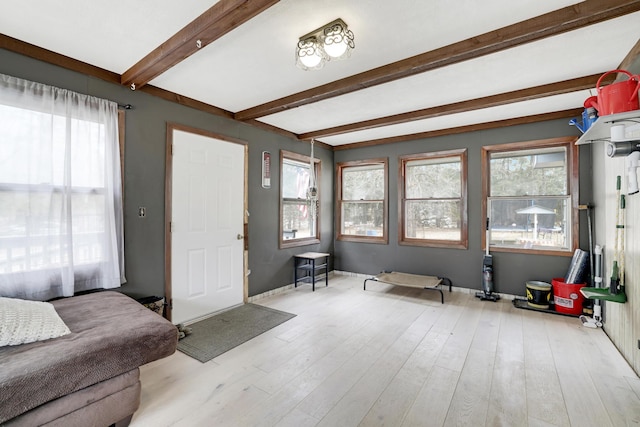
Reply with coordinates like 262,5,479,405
237,234,244,240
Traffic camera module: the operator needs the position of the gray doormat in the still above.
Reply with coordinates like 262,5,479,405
177,303,296,363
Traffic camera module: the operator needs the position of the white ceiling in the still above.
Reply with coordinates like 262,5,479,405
1,0,639,147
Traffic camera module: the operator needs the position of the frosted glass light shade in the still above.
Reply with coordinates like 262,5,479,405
296,37,325,70
300,51,322,68
323,38,348,58
322,20,354,59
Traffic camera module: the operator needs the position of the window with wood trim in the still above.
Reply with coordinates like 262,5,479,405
279,150,320,248
336,159,388,243
482,137,578,255
399,149,468,249
0,76,125,300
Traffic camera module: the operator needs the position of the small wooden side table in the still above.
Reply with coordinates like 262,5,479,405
293,252,330,291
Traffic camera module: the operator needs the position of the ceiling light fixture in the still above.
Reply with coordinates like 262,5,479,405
296,18,355,71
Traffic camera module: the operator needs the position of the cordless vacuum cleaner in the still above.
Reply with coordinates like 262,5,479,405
476,218,500,302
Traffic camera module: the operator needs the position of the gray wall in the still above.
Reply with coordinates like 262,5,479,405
1,47,593,299
333,120,592,296
0,48,333,299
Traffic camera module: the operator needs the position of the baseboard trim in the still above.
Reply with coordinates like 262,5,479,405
248,271,336,302
248,270,518,302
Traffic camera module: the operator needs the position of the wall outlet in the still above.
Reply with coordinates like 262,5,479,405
138,207,146,218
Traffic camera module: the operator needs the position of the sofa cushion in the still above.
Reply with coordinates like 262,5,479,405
0,291,177,424
0,297,71,346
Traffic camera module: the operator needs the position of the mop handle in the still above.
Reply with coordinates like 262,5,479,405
615,176,621,269
485,217,490,256
619,194,625,287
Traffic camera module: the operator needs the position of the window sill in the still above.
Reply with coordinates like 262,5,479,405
279,238,320,249
337,235,388,244
399,239,468,250
488,246,574,256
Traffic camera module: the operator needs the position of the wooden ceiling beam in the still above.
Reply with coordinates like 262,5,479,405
121,0,280,89
236,0,640,121
299,73,607,140
0,33,121,84
332,109,583,151
140,85,233,119
616,37,640,80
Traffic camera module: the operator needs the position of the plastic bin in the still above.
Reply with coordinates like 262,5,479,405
526,281,552,309
552,278,585,315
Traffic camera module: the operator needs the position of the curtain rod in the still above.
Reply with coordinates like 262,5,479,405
117,103,133,110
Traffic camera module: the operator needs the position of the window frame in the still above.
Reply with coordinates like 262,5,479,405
279,150,321,249
399,149,468,249
481,136,579,256
336,158,389,244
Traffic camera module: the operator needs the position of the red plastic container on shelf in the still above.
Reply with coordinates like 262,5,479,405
552,277,586,315
594,70,640,116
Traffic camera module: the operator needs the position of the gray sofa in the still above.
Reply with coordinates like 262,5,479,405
0,291,178,426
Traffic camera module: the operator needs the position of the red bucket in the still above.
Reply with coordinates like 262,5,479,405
552,278,585,315
595,70,640,116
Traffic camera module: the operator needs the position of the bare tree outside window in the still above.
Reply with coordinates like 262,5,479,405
337,159,388,244
400,149,468,249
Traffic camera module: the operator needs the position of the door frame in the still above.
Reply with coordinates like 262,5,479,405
164,122,249,322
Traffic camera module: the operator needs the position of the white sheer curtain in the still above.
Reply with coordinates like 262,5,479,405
0,73,125,301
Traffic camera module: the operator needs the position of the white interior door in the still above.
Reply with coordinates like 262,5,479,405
171,129,245,325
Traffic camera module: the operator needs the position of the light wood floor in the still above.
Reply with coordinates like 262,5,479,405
132,274,640,427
